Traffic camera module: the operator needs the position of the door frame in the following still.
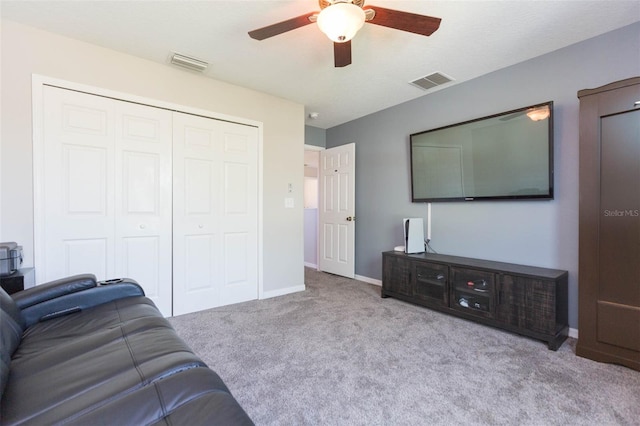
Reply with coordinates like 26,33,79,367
31,74,264,298
304,144,324,270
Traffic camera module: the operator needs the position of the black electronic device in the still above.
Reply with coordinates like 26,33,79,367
410,101,554,202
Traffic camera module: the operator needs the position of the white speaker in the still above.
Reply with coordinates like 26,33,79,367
403,218,425,254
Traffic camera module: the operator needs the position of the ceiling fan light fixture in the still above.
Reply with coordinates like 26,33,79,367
317,2,365,43
526,105,550,121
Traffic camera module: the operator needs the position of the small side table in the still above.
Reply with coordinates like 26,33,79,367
1,267,35,295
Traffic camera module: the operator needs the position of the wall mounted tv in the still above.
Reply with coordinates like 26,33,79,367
410,101,554,202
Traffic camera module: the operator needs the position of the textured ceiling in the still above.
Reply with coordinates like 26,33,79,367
2,0,639,129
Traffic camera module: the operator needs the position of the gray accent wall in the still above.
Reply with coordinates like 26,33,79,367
305,125,326,148
326,22,640,329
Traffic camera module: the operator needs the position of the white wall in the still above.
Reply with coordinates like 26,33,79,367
0,20,305,295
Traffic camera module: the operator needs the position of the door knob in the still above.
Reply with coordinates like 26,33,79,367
346,216,355,221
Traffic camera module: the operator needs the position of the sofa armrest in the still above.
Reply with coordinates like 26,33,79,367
16,278,146,328
12,274,97,310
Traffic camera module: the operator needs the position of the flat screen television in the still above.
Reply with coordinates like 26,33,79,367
410,101,554,202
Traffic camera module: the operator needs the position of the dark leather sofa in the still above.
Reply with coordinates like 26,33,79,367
0,274,253,425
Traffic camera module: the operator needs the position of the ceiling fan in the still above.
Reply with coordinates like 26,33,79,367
248,0,441,67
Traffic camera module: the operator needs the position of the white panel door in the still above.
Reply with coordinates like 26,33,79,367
219,121,259,306
319,143,356,278
173,112,222,315
41,86,116,281
114,102,173,316
39,86,173,316
172,113,258,315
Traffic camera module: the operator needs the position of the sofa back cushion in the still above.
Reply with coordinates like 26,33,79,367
0,287,24,400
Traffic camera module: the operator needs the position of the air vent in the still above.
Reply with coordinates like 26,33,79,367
410,72,454,91
170,53,208,72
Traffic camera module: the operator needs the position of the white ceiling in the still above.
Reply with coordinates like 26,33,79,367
2,1,639,129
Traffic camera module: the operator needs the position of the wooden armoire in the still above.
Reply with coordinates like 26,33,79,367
577,77,640,371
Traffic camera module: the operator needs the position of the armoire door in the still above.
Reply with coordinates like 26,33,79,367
39,86,173,316
172,112,258,316
577,77,640,371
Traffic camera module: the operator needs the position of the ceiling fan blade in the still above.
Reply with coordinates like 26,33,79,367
334,41,352,67
364,6,441,37
248,12,316,40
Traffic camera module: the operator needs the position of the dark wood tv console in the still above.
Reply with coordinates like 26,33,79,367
382,251,569,350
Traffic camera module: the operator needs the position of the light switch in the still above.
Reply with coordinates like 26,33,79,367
285,198,294,208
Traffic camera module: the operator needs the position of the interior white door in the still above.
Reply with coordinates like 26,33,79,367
172,113,258,316
319,143,356,278
39,86,173,316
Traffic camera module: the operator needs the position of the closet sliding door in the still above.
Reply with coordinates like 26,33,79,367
39,86,173,316
37,84,259,318
172,113,258,316
114,101,173,316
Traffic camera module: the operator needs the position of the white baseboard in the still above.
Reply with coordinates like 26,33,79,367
304,262,318,269
261,285,306,300
355,274,382,287
569,328,578,339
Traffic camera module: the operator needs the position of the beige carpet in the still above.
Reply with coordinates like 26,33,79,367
169,268,640,425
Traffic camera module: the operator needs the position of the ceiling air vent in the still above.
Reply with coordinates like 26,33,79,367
170,53,208,72
410,72,453,91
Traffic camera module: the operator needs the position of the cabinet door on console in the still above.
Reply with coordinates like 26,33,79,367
450,267,495,318
414,262,448,307
382,254,412,296
496,275,556,335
